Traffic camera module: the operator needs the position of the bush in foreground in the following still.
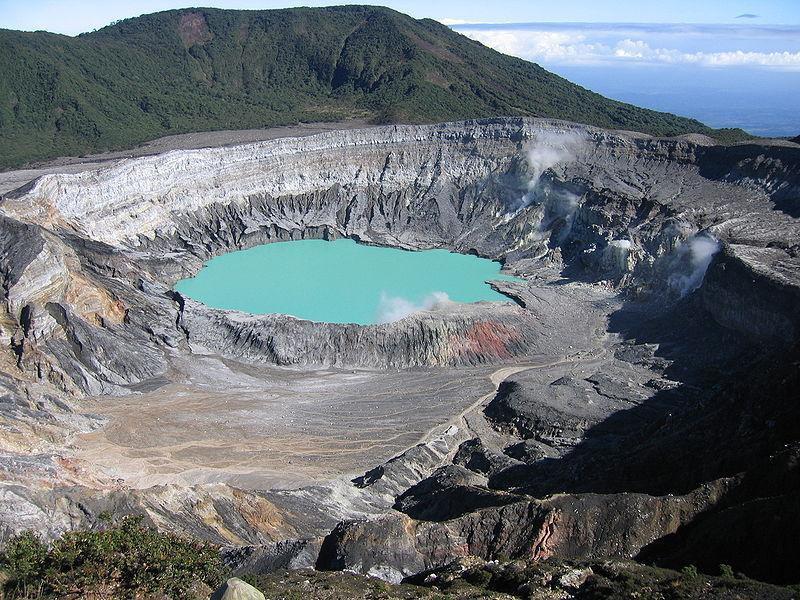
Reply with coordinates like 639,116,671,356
0,516,225,599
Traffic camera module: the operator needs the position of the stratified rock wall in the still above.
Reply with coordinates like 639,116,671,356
1,118,798,393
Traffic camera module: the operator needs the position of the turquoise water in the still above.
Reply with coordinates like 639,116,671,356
175,239,520,325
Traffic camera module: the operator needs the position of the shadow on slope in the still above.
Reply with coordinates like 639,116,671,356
385,281,799,582
479,291,800,582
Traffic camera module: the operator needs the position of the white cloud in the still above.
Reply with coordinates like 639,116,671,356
375,291,451,324
467,29,613,65
613,38,800,68
458,26,800,70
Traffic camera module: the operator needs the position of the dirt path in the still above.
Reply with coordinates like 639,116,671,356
413,351,604,449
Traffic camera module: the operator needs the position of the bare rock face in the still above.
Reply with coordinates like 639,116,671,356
317,483,729,582
182,299,541,368
483,365,646,448
0,118,799,585
701,244,800,345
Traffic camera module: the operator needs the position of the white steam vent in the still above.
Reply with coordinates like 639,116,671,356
667,233,721,296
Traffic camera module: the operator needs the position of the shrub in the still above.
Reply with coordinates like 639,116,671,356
719,563,735,578
680,565,699,579
0,516,225,599
462,567,492,587
373,104,405,125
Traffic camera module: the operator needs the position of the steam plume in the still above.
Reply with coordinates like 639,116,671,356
375,291,451,324
526,130,583,192
506,130,584,235
667,233,721,296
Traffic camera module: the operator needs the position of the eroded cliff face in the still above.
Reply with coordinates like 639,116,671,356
2,119,797,389
0,118,798,583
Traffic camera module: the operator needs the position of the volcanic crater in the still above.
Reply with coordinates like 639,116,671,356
0,118,798,583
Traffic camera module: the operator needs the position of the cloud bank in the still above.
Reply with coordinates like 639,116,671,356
452,23,800,70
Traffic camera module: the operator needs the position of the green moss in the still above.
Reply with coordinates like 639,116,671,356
0,6,752,169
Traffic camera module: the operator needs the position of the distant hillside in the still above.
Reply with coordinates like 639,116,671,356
0,6,749,169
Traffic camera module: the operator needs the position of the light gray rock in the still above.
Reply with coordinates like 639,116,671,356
211,577,265,600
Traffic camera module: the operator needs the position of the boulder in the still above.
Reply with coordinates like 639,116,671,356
210,578,265,600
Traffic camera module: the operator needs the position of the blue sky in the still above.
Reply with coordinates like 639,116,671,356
450,19,800,135
2,0,799,35
1,1,798,135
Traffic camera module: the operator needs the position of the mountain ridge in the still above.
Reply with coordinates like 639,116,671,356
0,5,749,168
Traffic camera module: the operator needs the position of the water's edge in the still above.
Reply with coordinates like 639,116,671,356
175,238,521,325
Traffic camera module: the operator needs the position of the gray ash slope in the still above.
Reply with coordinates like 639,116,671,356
0,118,798,585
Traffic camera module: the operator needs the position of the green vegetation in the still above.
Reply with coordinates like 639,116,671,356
245,568,509,598
0,516,224,599
1,522,797,600
0,6,750,169
404,558,800,600
680,564,699,579
719,563,735,578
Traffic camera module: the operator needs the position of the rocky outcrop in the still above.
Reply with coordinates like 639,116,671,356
317,482,729,582
483,364,649,448
701,244,800,345
182,299,539,368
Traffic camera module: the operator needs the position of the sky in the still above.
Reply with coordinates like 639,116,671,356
2,0,799,36
451,18,800,135
1,1,798,135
